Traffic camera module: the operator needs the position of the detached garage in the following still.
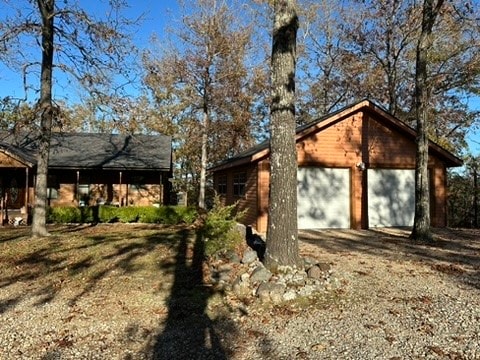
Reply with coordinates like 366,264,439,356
210,100,463,233
367,169,415,227
297,167,351,229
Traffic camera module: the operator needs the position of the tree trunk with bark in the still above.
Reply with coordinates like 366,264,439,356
264,0,302,270
410,0,444,242
198,106,209,209
31,0,55,237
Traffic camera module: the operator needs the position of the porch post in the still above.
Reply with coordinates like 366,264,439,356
76,170,80,204
119,171,122,206
159,173,163,205
24,168,29,215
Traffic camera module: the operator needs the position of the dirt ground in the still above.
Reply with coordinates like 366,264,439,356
299,227,480,273
1,225,479,359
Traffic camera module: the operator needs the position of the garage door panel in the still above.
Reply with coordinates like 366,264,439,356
368,169,415,227
297,168,350,229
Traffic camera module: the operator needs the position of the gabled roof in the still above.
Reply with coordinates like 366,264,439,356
0,132,172,171
210,99,463,171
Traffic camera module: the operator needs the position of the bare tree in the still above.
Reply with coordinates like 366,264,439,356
143,0,267,208
298,0,480,153
264,0,302,270
0,0,137,236
33,0,55,237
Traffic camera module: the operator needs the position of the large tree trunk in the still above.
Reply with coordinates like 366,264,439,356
410,0,444,242
264,0,301,270
198,108,208,209
32,0,55,237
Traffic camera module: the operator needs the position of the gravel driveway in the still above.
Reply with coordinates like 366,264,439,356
1,226,479,359
232,228,480,359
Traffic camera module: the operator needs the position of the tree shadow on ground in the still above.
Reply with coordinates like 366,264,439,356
299,227,480,290
146,230,236,360
0,224,186,309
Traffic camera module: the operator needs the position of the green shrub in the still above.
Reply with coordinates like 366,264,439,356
47,207,82,223
117,206,140,223
98,205,119,223
137,206,159,223
46,205,198,225
79,206,94,223
201,197,245,258
173,206,197,224
155,206,181,224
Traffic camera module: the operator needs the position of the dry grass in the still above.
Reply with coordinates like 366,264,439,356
0,223,240,358
1,224,479,359
0,224,189,298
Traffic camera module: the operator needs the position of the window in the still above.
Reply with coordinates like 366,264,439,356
217,175,227,195
233,172,247,196
47,175,59,200
47,187,58,199
78,184,90,206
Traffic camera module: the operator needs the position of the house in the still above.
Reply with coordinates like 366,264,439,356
210,100,463,233
0,132,172,224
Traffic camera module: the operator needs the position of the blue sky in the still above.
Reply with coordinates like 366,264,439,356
0,0,479,156
0,0,178,101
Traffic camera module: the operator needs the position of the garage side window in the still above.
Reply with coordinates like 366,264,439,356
217,175,227,195
233,172,246,196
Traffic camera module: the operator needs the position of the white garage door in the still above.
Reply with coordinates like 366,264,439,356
368,169,415,227
297,167,350,229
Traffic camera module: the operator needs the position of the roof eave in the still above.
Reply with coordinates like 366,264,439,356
0,148,36,168
48,165,171,171
210,99,464,171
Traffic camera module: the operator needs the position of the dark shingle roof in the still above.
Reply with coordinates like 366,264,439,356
0,132,171,171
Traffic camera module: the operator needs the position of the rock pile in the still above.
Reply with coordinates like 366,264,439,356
208,241,341,304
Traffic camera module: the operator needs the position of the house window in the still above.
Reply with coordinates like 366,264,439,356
217,175,227,195
47,175,59,200
78,184,90,206
233,172,247,197
47,188,58,199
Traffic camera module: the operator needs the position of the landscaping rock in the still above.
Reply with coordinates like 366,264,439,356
307,265,324,280
303,256,318,268
282,289,298,301
232,274,251,298
249,266,272,283
225,250,241,264
234,222,247,239
317,262,331,272
256,282,286,303
242,249,258,264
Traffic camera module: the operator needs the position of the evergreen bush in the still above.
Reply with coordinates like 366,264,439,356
201,197,245,257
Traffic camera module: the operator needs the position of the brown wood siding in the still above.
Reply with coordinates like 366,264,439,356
297,114,363,167
367,115,417,167
0,153,27,168
430,159,447,227
257,159,270,233
239,166,258,228
213,164,258,230
212,107,456,231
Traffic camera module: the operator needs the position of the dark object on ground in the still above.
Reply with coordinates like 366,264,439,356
246,226,266,261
